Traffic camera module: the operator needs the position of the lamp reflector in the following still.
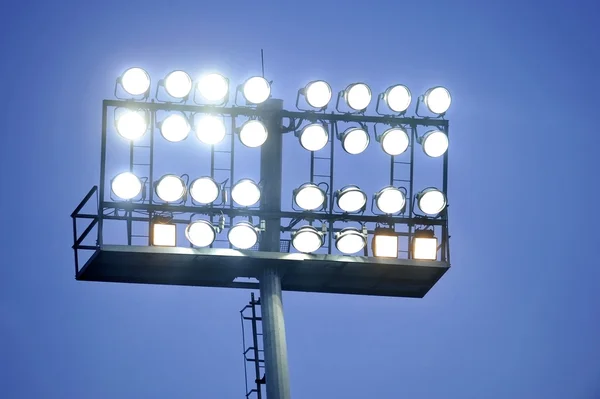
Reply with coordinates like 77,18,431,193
385,85,411,113
424,86,451,114
294,183,326,211
413,231,438,260
305,80,332,108
152,223,176,246
195,115,226,145
111,172,142,200
189,177,220,204
231,179,261,207
116,111,147,140
228,222,258,249
292,226,323,253
417,188,446,215
121,67,150,96
156,175,186,203
335,228,366,254
341,127,369,155
299,124,328,152
242,76,271,104
345,83,371,111
337,186,367,213
185,220,216,247
197,73,229,102
165,70,192,99
239,120,268,148
375,186,405,214
380,128,409,156
372,228,399,258
160,114,190,142
422,130,448,158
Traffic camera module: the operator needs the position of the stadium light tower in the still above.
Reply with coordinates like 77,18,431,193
72,66,453,399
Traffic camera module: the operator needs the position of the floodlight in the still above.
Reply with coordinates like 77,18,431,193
121,67,150,96
384,85,411,113
160,114,190,142
340,127,369,155
116,111,147,140
111,172,143,200
228,221,259,249
374,186,405,214
155,174,186,203
231,179,261,207
344,83,372,111
152,222,177,247
197,73,229,102
380,127,409,156
421,130,448,158
304,80,332,108
164,70,193,99
189,177,220,204
195,115,226,145
335,227,366,254
242,76,271,104
372,228,399,258
424,86,451,115
336,185,367,213
412,230,438,260
299,124,328,152
294,183,326,211
292,226,323,253
239,120,268,148
185,220,217,247
417,188,446,215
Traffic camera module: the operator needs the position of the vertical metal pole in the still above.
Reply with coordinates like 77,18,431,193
258,98,291,399
98,101,108,247
250,293,263,399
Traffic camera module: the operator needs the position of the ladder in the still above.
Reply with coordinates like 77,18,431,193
390,126,415,258
129,133,153,246
240,293,265,399
210,125,235,249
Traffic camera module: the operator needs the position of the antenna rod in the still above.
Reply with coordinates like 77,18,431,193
261,49,265,78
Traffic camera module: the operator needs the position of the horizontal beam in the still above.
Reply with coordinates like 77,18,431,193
103,100,448,128
100,200,447,226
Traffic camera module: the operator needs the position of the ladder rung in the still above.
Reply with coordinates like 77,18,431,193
393,179,410,183
243,316,262,321
131,235,148,238
133,163,151,166
214,168,230,171
133,145,151,148
214,150,231,153
313,174,330,178
394,161,411,165
313,156,330,160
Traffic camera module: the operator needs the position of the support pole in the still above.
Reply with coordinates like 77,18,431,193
259,98,291,399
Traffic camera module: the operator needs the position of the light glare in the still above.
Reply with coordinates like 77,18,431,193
231,179,261,207
305,81,332,108
156,175,186,203
198,73,229,101
413,236,438,260
160,114,190,142
381,128,409,156
116,111,147,140
195,115,226,145
186,221,216,247
292,226,323,253
239,120,268,148
299,124,328,151
422,130,449,158
243,76,271,104
165,70,192,99
111,172,142,200
336,228,366,254
375,187,405,214
424,86,451,114
341,128,369,155
189,177,220,204
152,223,176,246
418,189,446,215
345,83,371,111
385,85,411,113
121,67,150,96
294,184,325,211
337,186,367,213
373,234,398,258
228,222,258,249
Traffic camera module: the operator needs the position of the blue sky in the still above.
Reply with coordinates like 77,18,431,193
1,0,600,398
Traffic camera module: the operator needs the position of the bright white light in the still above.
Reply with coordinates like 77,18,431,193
413,236,438,260
341,128,369,155
299,124,328,152
239,120,268,148
197,73,229,102
422,130,449,158
381,128,409,156
337,186,367,213
336,228,366,254
385,85,411,113
185,220,216,247
116,111,147,140
231,179,261,207
292,226,323,253
165,70,192,99
195,115,226,145
305,81,332,108
111,172,142,200
418,188,446,215
228,222,258,249
156,175,186,203
373,232,398,258
345,83,371,111
121,67,150,96
160,114,190,142
294,183,325,211
424,86,451,114
242,76,271,104
152,223,176,246
375,187,405,214
189,177,220,204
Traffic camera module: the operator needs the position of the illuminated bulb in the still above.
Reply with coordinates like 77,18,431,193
228,222,258,249
384,85,411,113
336,186,367,213
116,111,147,140
197,73,229,102
165,70,192,99
152,223,176,246
335,228,366,254
294,183,326,211
195,115,226,145
413,231,438,260
421,130,449,157
305,80,332,108
189,177,220,204
417,188,446,215
375,187,405,214
156,175,186,203
160,114,190,142
239,120,268,148
111,172,142,200
372,228,399,258
292,226,323,253
299,124,328,151
185,220,216,247
345,83,371,111
242,76,271,104
231,179,261,207
341,127,369,155
121,67,150,96
424,86,451,114
380,128,409,156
